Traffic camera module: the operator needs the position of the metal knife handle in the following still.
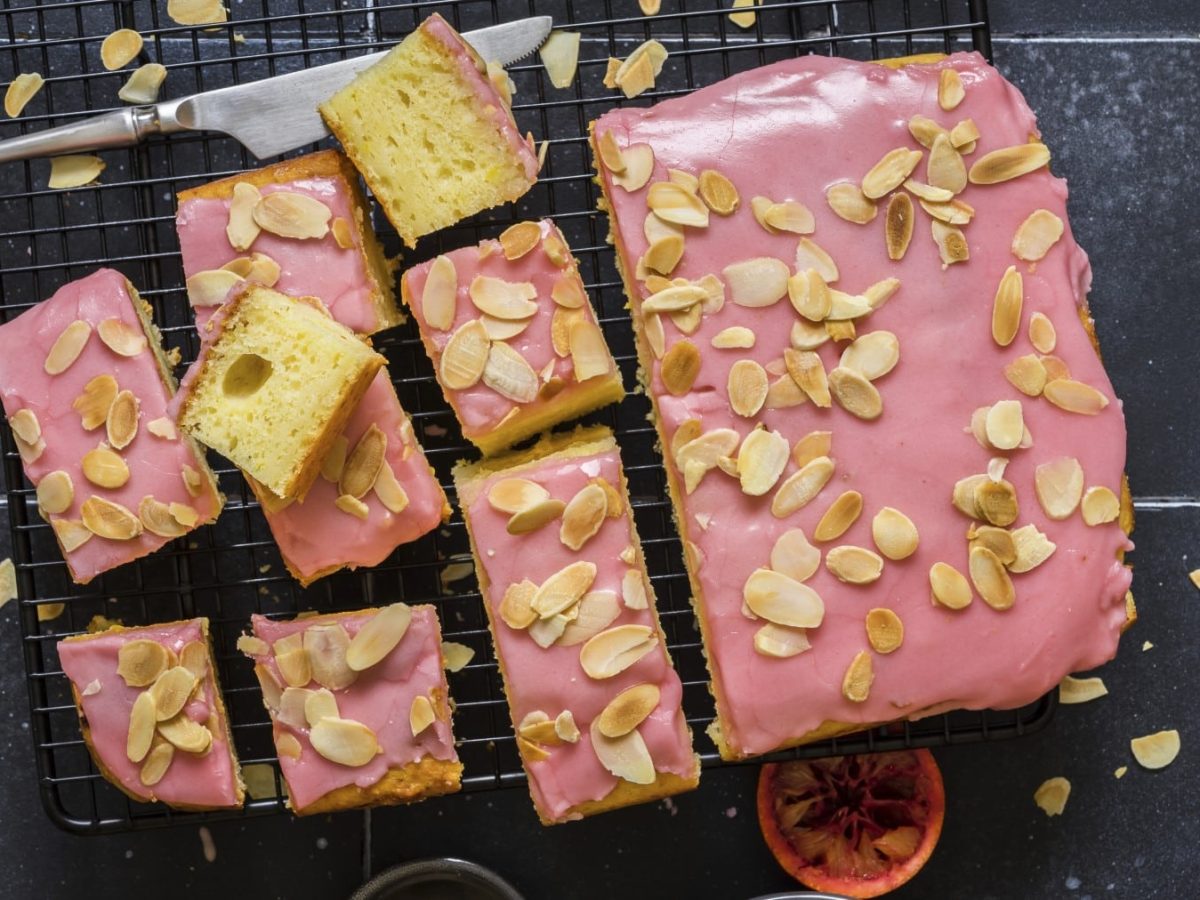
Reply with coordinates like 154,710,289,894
0,100,188,165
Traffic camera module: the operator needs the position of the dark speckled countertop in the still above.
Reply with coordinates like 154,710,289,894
0,2,1197,898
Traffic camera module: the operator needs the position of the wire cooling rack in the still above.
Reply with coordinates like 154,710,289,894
0,0,1048,835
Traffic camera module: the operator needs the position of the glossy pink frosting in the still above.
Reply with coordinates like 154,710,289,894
57,620,241,808
595,53,1132,757
402,219,617,439
246,606,457,812
464,446,696,822
0,269,220,584
176,176,383,335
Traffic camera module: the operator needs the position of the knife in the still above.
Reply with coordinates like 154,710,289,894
0,16,552,165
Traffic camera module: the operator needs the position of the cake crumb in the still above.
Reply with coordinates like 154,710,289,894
316,836,328,850
37,602,64,622
1142,641,1154,651
1033,776,1070,816
424,423,448,437
1114,766,1128,779
724,806,738,819
0,559,16,608
440,560,475,588
198,825,216,862
258,564,271,574
660,797,678,816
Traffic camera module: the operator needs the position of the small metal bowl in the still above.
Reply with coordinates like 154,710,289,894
350,858,524,900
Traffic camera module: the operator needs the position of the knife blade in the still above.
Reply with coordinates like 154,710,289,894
0,16,553,165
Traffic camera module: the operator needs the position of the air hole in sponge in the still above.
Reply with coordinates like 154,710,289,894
223,353,273,398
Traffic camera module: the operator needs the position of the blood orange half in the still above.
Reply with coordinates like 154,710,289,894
756,750,945,898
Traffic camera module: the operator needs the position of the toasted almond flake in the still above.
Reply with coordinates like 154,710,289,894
309,717,379,766
762,373,807,410
4,72,44,117
908,115,948,149
303,623,357,691
974,477,1019,526
735,428,789,497
225,182,261,250
553,590,619,647
642,235,685,275
598,683,660,738
564,318,608,383
157,713,212,754
677,428,740,493
68,375,115,432
698,169,739,215
580,624,657,680
489,478,550,515
302,688,339,728
970,143,1051,184
547,306,581,358
826,182,878,224
1034,777,1071,817
718,257,789,309
669,418,702,459
641,284,706,315
825,288,872,321
48,155,105,190
468,275,537,320
552,711,580,744
1035,457,1084,520
647,180,709,227
325,216,354,250
813,491,863,543
253,191,331,239
93,321,144,362
532,561,597,620
345,603,412,672
480,314,533,342
657,338,699,395
926,133,967,195
842,650,874,702
480,342,538,403
419,255,457,331
186,269,243,307
984,399,1024,451
707,326,753,351
991,265,1023,347
539,30,580,89
168,0,228,26
884,192,915,260
275,648,310,688
440,319,490,389
100,28,144,71
1044,378,1110,416
138,496,187,538
862,148,923,199
764,200,814,235
79,678,102,697
866,507,917,562
1013,209,1065,262
931,220,970,266
969,545,1015,610
612,143,655,192
863,608,903,654
36,470,74,516
726,359,768,418
839,331,899,382
1081,485,1120,526
1130,729,1181,770
126,691,157,762
788,318,830,352
827,366,883,420
335,494,369,519
1059,674,1109,704
590,718,656,784
614,47,656,98
1005,354,1048,397
952,474,988,518
750,622,810,658
317,435,348,484
149,666,196,721
1039,355,1071,382
1026,314,1057,356
782,349,830,408
743,568,825,628
105,389,138,450
496,223,539,263
118,63,168,106
788,268,831,322
950,118,980,149
560,484,608,551
35,602,63,622
253,663,283,712
621,569,649,611
902,179,954,202
118,639,169,688
369,460,408,514
499,579,539,631
507,498,566,535
402,695,435,737
339,424,386,499
597,130,625,173
919,197,975,226
52,518,91,553
81,495,141,540
772,456,835,518
168,501,197,529
728,0,759,27
45,320,92,374
825,545,884,585
937,68,965,109
785,240,838,287
930,562,972,609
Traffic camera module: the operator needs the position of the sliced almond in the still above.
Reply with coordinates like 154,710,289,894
480,314,533,341
974,478,1019,527
507,498,566,535
950,118,980,149
764,200,815,234
597,130,626,173
126,691,157,762
969,545,1015,610
1130,729,1181,770
532,560,597,620
139,741,175,786
772,456,835,518
885,193,914,260
789,240,837,286
168,0,228,26
276,647,311,688
149,666,196,721
991,265,1023,347
1034,777,1071,817
612,143,655,192
938,68,965,109
919,197,974,225
727,359,768,418
138,496,187,538
838,331,899,382
253,663,282,711
984,399,1024,450
96,318,147,357
764,373,808,410
409,695,436,737
48,155,105,190
728,0,757,28
590,718,655,784
100,28,143,70
784,349,830,407
597,683,660,738
868,507,918,563
105,389,139,450
373,461,409,514
842,650,874,702
303,623,357,691
52,519,91,553
338,424,386,499
567,318,610,383
1043,378,1109,415
560,484,608,551
790,318,831,351
969,143,1051,184
789,268,832,322
698,169,739,215
303,687,339,727
641,284,706,315
276,732,302,760
927,133,967,194
743,568,825,627
225,182,261,251
908,115,948,148
157,713,212,754
863,280,900,311
319,435,348,483
579,624,657,679
647,181,708,227
36,470,73,516
252,191,331,239
4,72,43,117
789,433,830,470
309,717,379,766
499,579,539,630
1081,485,1120,526
483,342,539,403
117,639,169,687
827,288,872,321
621,569,649,610
186,269,243,307
146,417,176,440
659,338,700,395
1059,674,1109,705
902,179,954,202
498,221,542,262
862,148,923,199
1005,355,1048,397
69,375,116,431
813,491,863,543
766,530,819,586
560,590,622,646
736,428,789,496
677,428,740,494
1035,457,1084,520
441,641,474,673
1012,209,1065,262
828,366,883,420
710,326,755,350
468,275,537,320
1027,313,1057,355
826,182,877,223
752,623,811,659
930,562,972,610
44,320,91,374
81,495,141,539
826,545,884,585
488,478,550,514
421,255,457,331
724,257,789,308
865,608,904,654
931,220,970,266
331,216,354,249
440,319,490,390
642,236,685,276
346,603,413,672
337,491,371,516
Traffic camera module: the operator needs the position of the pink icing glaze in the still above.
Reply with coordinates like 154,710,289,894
0,269,220,584
594,53,1132,757
421,14,539,184
176,176,382,335
57,620,241,808
463,445,696,822
402,219,618,439
246,606,457,812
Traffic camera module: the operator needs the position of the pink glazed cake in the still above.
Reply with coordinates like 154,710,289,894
241,605,462,815
454,427,699,824
591,52,1134,759
401,219,624,455
0,268,222,584
58,618,244,809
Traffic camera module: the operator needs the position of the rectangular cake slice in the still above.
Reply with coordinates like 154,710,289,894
240,604,462,815
175,149,400,336
175,285,385,501
58,618,244,810
320,13,538,248
0,268,222,584
592,53,1133,759
454,426,699,824
400,219,624,455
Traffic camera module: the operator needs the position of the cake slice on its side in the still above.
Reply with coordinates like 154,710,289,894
176,149,401,336
320,13,538,248
454,427,699,825
58,618,244,810
0,268,222,584
400,219,624,455
241,605,462,815
175,285,384,501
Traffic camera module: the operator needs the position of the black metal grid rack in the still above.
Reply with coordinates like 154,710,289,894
0,0,1046,835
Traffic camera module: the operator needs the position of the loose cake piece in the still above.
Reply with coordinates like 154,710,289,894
58,618,244,809
0,269,222,584
175,149,401,336
454,427,699,824
175,285,385,501
241,605,462,815
591,53,1134,760
401,219,624,455
320,13,539,248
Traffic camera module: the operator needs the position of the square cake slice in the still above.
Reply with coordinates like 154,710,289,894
175,285,385,501
57,618,244,810
0,269,222,584
454,427,699,824
241,604,462,815
175,149,401,336
319,13,538,248
592,52,1133,759
401,219,624,455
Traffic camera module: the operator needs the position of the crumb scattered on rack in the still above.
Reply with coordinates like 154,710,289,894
0,559,15,609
